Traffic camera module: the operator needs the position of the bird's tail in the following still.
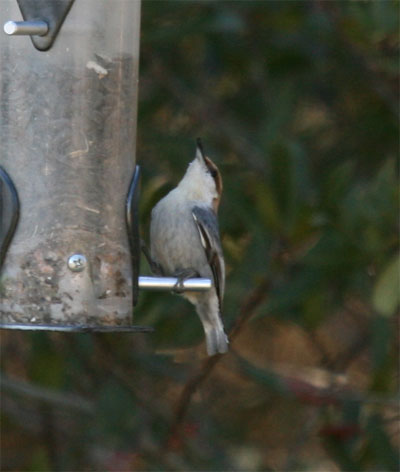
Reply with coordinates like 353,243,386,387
195,302,228,356
204,322,229,356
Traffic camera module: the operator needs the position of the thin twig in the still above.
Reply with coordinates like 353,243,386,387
0,374,94,413
165,278,270,447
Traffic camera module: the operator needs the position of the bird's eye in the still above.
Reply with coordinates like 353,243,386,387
209,169,218,179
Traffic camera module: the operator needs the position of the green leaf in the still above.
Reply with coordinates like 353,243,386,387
28,447,51,472
372,253,400,317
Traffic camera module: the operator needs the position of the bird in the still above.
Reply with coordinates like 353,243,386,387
149,139,228,356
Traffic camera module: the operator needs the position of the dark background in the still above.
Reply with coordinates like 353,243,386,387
1,1,399,470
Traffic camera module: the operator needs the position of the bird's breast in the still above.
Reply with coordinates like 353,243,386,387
150,197,209,276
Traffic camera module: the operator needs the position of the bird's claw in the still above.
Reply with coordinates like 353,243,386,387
173,278,186,294
172,268,200,294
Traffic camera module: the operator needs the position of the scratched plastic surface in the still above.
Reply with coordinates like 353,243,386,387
0,0,141,325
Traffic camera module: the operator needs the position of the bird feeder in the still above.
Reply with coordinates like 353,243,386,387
0,0,211,333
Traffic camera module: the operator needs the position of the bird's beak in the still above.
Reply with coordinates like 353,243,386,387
196,138,206,164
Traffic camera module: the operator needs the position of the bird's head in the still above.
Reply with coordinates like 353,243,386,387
179,139,223,212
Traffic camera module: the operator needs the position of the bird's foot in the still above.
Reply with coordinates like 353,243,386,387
141,239,163,275
173,268,200,294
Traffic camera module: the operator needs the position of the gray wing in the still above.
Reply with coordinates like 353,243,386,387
192,206,225,310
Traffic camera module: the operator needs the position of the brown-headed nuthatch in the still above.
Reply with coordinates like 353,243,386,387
149,139,228,356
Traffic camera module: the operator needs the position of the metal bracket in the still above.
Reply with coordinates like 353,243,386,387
126,165,141,307
4,0,75,51
0,167,20,271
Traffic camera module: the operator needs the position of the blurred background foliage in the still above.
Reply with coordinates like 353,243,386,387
1,1,399,471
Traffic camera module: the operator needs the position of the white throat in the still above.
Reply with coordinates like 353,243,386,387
177,158,217,205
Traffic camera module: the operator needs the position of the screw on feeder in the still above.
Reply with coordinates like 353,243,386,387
3,20,49,36
67,254,87,272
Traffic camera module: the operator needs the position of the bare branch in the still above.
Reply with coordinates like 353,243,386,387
0,374,94,413
165,278,270,448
